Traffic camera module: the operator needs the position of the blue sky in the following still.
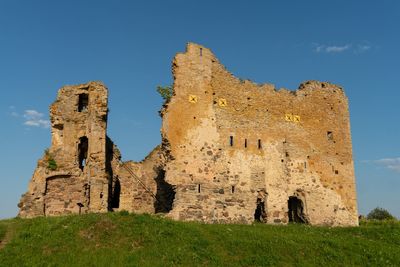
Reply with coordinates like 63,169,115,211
0,0,399,219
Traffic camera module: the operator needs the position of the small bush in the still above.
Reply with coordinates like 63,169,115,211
367,207,395,220
48,159,57,171
157,85,173,103
44,149,57,171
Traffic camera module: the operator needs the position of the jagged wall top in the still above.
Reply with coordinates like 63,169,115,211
175,43,346,97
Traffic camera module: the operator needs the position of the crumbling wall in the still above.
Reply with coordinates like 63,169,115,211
18,43,358,226
18,81,169,218
161,43,358,226
19,82,111,217
116,146,171,214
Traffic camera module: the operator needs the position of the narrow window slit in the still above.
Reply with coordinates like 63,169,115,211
198,184,201,193
230,136,234,146
244,139,247,148
258,139,262,149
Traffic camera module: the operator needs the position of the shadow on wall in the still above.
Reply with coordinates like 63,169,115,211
106,136,120,211
154,168,176,213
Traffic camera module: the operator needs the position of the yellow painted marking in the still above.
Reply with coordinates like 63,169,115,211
285,114,301,123
285,114,293,121
218,98,227,107
189,95,198,103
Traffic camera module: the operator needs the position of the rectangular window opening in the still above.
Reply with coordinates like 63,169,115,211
78,93,89,112
198,184,201,193
78,136,88,171
244,139,247,148
230,136,234,146
231,186,235,194
258,139,262,149
200,47,203,57
327,131,334,141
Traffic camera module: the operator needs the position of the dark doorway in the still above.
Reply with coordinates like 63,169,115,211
254,192,267,222
288,196,308,223
110,178,120,209
154,168,175,213
78,136,88,170
78,93,89,112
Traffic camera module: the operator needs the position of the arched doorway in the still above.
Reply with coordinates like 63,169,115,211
288,196,308,223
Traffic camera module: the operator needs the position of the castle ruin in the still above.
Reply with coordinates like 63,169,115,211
18,43,358,226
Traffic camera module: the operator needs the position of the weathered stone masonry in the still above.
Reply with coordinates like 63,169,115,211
19,43,358,226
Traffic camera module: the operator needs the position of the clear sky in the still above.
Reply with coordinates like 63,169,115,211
0,0,399,219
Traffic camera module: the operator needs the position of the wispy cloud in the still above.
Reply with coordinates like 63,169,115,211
8,106,19,117
355,44,371,53
315,44,352,53
324,44,351,53
374,158,400,173
23,110,50,128
314,42,372,54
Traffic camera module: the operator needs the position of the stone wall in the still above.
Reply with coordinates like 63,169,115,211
19,43,358,226
161,43,358,226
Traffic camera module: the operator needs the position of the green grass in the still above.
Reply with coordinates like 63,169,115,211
0,213,399,267
0,222,7,242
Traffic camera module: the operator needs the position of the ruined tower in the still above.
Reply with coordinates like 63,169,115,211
19,82,111,217
19,43,358,226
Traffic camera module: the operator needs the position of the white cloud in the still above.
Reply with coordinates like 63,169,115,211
374,158,400,173
326,44,351,53
22,109,50,128
314,42,372,54
315,44,351,53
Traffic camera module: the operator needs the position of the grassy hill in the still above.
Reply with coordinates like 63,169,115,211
0,212,399,267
